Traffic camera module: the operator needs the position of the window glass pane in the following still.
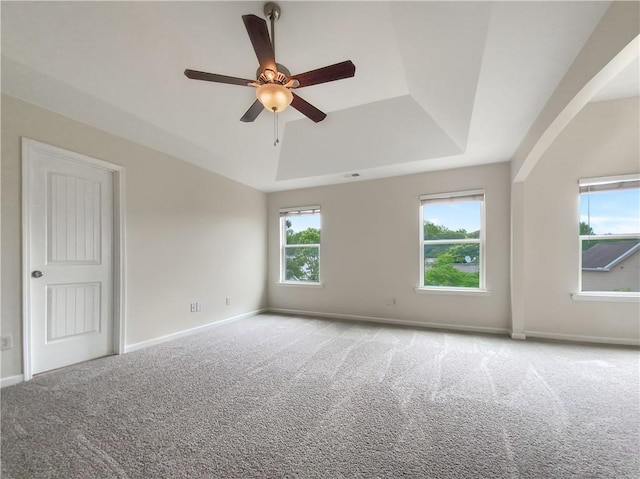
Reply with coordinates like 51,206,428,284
285,214,321,245
424,243,480,288
581,239,640,292
423,201,481,240
580,188,640,235
285,246,319,282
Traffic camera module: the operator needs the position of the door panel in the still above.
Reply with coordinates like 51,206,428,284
48,173,102,264
27,145,114,375
47,283,101,341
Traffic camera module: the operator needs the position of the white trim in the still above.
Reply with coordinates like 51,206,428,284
285,243,321,249
414,287,491,296
280,206,322,284
23,138,125,171
571,292,640,303
124,309,266,353
579,234,640,242
267,308,637,346
21,138,126,381
21,142,32,381
577,227,583,296
525,330,639,346
268,308,509,335
279,205,321,215
420,189,486,290
276,282,324,288
420,189,485,202
418,201,424,286
1,375,25,388
579,173,639,187
578,177,639,289
422,238,480,246
113,171,127,354
480,194,486,289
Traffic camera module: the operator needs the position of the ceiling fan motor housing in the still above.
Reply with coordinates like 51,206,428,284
257,64,291,84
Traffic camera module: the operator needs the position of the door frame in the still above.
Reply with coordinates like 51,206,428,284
21,138,126,381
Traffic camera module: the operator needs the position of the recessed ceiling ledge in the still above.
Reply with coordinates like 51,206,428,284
511,1,640,183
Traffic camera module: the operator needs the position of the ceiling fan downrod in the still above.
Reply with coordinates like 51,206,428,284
264,2,280,61
264,2,283,147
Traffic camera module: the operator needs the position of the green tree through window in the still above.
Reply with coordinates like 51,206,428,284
285,220,320,281
281,209,321,282
421,192,484,289
424,253,480,288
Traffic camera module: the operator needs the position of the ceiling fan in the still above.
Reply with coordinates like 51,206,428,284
184,2,356,124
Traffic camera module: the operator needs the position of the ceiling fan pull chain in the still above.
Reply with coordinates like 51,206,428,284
273,109,280,146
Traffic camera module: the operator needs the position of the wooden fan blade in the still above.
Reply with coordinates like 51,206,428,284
184,69,254,86
240,99,264,122
291,93,327,123
242,14,277,74
290,60,356,88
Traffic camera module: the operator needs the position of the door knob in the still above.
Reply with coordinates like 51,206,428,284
31,270,43,278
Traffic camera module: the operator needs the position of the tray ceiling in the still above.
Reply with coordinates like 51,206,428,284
1,1,616,191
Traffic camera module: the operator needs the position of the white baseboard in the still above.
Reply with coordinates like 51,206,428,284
267,308,509,335
124,309,267,353
1,374,24,388
524,330,640,346
267,309,639,346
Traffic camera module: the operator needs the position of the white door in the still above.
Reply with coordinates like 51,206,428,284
26,142,115,375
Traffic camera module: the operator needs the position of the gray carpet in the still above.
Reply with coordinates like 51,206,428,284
2,313,639,478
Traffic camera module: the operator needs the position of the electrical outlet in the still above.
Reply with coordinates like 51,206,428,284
385,297,396,305
190,303,196,313
225,297,231,306
1,336,13,351
196,302,203,312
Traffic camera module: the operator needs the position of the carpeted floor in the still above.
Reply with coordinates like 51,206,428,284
1,313,639,478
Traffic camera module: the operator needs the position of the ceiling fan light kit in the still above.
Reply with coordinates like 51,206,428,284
256,83,293,113
184,2,356,143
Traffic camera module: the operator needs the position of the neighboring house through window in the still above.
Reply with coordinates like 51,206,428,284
419,190,485,290
280,206,321,283
579,174,640,293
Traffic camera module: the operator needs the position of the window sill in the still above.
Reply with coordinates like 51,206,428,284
571,292,639,303
414,287,491,296
276,282,324,288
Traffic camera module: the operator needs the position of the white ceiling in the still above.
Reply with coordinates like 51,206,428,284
1,1,623,192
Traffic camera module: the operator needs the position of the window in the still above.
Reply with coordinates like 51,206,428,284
579,175,640,293
419,190,485,290
280,206,321,283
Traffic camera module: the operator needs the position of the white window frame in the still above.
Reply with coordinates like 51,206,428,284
575,174,640,301
279,206,322,285
416,189,487,294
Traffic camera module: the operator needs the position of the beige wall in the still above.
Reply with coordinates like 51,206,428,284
1,94,268,379
2,94,637,382
267,162,512,332
520,97,640,341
